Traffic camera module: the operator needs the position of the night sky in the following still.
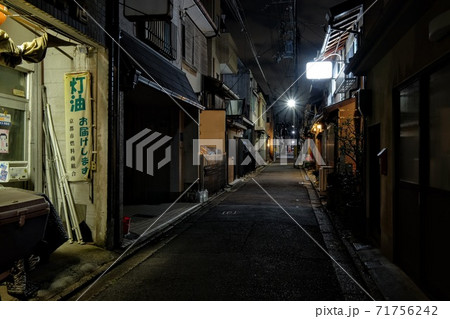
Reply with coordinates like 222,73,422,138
222,0,341,123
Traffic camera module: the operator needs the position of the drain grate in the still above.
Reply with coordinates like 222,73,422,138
132,213,158,218
364,260,382,269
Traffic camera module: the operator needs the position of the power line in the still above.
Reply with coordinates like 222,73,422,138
224,0,272,95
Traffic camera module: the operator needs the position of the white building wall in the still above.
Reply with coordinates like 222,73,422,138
43,45,109,244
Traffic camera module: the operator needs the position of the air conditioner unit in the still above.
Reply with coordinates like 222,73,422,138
319,166,333,194
124,0,173,21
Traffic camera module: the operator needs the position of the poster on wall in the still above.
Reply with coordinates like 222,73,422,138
0,113,11,127
64,71,92,182
0,162,8,182
0,129,8,154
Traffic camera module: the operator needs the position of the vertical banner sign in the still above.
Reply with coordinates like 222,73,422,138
64,72,92,181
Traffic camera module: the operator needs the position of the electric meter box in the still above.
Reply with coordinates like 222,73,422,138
0,162,29,183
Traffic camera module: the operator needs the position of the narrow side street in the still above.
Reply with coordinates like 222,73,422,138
74,162,372,301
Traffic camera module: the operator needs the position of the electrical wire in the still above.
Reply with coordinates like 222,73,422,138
72,0,200,125
224,0,272,94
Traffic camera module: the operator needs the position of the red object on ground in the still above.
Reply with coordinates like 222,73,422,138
122,216,131,235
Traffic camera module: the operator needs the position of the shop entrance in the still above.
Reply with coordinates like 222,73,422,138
123,83,177,205
396,61,450,299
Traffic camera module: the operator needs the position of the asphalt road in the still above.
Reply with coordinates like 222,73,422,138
78,163,356,300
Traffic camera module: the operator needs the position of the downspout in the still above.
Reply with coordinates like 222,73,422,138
106,0,121,249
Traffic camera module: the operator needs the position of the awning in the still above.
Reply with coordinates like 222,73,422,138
204,75,239,99
324,97,356,114
120,31,203,110
226,116,253,130
243,117,254,127
227,120,247,131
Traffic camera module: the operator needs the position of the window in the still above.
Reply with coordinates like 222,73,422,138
181,24,186,59
0,66,28,163
0,106,26,161
182,18,203,70
225,100,243,115
399,81,420,184
0,65,26,97
191,28,195,66
397,60,450,192
214,95,224,110
429,63,450,191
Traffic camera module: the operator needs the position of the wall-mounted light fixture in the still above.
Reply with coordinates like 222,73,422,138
306,61,333,80
312,123,323,133
429,10,450,42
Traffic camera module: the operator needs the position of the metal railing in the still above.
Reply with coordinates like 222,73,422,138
142,20,177,60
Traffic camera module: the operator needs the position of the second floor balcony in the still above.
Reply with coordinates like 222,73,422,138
135,20,177,61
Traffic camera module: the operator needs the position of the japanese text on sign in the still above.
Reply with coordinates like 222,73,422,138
64,72,92,181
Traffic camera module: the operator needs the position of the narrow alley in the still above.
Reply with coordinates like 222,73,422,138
2,0,450,311
73,162,372,301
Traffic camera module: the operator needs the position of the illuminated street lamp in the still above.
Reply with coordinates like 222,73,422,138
286,99,298,158
287,99,296,108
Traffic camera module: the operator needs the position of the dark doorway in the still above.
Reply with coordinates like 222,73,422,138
123,83,177,205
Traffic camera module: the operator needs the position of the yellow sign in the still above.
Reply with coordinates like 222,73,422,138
64,72,92,182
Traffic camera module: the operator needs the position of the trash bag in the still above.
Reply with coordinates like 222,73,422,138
34,194,68,262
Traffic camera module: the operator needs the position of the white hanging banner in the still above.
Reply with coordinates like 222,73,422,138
64,71,92,182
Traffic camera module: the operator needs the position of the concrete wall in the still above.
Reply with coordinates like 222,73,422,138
43,45,109,245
